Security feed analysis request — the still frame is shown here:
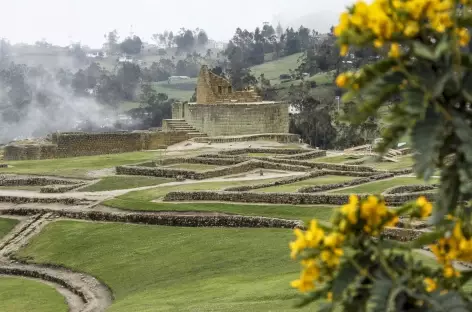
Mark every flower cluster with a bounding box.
[336,194,399,236]
[430,220,472,278]
[290,220,345,293]
[335,0,470,55]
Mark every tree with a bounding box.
[105,30,119,53]
[120,36,143,55]
[288,1,472,311]
[197,30,209,46]
[276,22,284,39]
[116,63,141,100]
[174,29,195,52]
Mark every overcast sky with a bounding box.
[1,0,354,48]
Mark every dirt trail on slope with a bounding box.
[0,213,113,312]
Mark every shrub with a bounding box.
[286,1,472,311]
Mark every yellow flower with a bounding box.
[340,44,349,56]
[305,220,325,248]
[324,232,345,249]
[416,196,432,218]
[321,250,342,267]
[444,265,460,278]
[403,21,419,37]
[291,260,320,292]
[327,292,333,302]
[289,228,307,259]
[457,28,470,47]
[336,73,348,88]
[360,195,388,234]
[423,278,437,292]
[373,39,383,48]
[389,43,401,58]
[341,194,359,225]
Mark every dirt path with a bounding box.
[0,213,113,312]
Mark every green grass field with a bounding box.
[251,53,303,82]
[152,79,196,102]
[16,221,317,312]
[367,156,414,170]
[163,163,219,172]
[0,151,161,178]
[257,176,356,193]
[80,176,174,192]
[0,218,19,239]
[0,277,68,312]
[331,177,438,194]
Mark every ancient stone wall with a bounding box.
[176,102,290,136]
[4,131,190,160]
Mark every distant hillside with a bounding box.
[273,10,339,34]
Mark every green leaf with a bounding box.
[430,290,469,312]
[317,303,334,312]
[365,277,393,312]
[407,231,443,248]
[332,261,358,299]
[461,71,472,101]
[432,71,452,98]
[451,112,472,164]
[412,42,436,61]
[403,88,426,115]
[434,36,450,60]
[459,269,472,285]
[433,164,461,224]
[411,106,443,180]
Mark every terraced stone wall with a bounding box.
[174,102,290,136]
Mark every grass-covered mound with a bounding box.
[0,277,68,312]
[0,218,19,238]
[17,221,316,312]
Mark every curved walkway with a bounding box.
[0,214,113,312]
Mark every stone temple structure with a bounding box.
[164,66,290,137]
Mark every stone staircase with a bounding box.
[164,119,207,139]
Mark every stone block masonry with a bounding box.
[172,102,290,137]
[4,131,191,160]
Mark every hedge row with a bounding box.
[219,148,309,156]
[383,184,438,195]
[0,176,80,187]
[224,170,379,192]
[0,195,87,205]
[116,159,311,180]
[40,183,86,193]
[257,157,377,172]
[163,191,436,206]
[0,208,303,229]
[298,173,394,193]
[277,150,327,160]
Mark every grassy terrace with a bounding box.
[331,177,438,194]
[16,221,315,312]
[256,176,356,193]
[367,156,414,170]
[0,277,68,312]
[0,151,163,178]
[0,218,19,238]
[80,176,174,192]
[309,155,357,164]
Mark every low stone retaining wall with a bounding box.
[116,159,311,180]
[193,133,300,144]
[220,148,311,156]
[163,191,436,206]
[0,196,88,205]
[0,175,81,187]
[383,184,438,195]
[257,157,377,172]
[40,184,86,194]
[156,157,244,166]
[0,164,7,168]
[298,173,394,193]
[0,208,303,229]
[224,170,379,192]
[278,150,327,160]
